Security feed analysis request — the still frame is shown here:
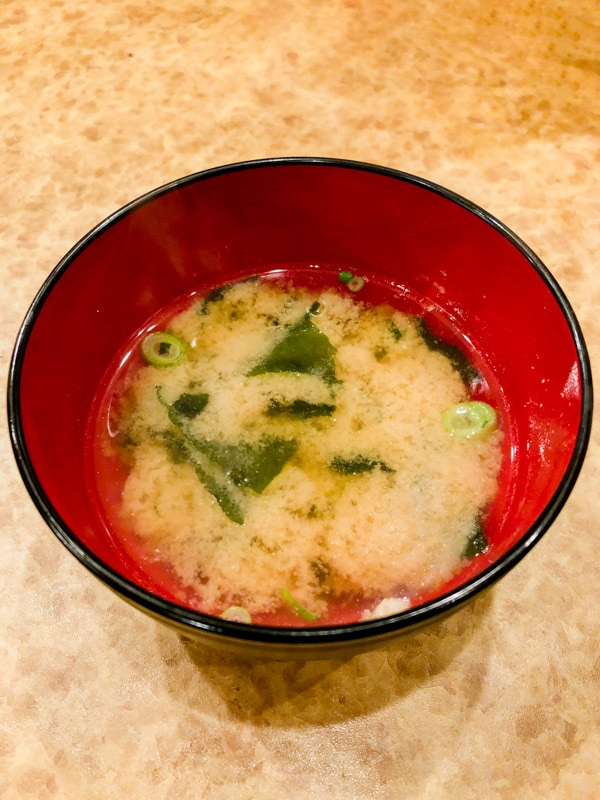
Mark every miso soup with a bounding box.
[88,274,503,626]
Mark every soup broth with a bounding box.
[89,274,503,626]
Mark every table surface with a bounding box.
[2,2,599,798]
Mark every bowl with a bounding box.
[7,157,593,660]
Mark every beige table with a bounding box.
[2,1,599,797]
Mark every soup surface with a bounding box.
[90,275,502,625]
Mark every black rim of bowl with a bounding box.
[6,157,594,647]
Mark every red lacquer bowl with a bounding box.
[7,158,593,659]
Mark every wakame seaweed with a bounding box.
[167,392,209,425]
[265,399,336,419]
[311,558,332,584]
[199,276,259,315]
[389,321,403,341]
[199,285,229,314]
[329,455,394,475]
[157,393,297,523]
[194,436,299,494]
[462,521,488,558]
[247,310,338,383]
[160,425,248,524]
[157,429,189,464]
[416,318,480,385]
[193,463,246,525]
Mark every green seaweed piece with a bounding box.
[157,429,189,464]
[160,391,297,494]
[156,389,297,522]
[157,427,246,523]
[168,392,209,425]
[247,311,338,383]
[311,558,332,585]
[416,318,480,385]
[389,321,403,341]
[195,436,299,494]
[463,521,489,558]
[198,283,231,314]
[329,455,394,475]
[199,277,259,315]
[193,463,246,525]
[279,588,321,621]
[265,399,336,419]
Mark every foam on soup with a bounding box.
[88,274,503,626]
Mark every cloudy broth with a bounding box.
[86,268,506,627]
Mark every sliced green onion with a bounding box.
[280,588,320,621]
[141,332,186,367]
[338,269,366,291]
[443,401,498,439]
[220,606,252,623]
[347,276,365,292]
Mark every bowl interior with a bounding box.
[11,160,590,629]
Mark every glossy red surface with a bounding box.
[11,160,590,646]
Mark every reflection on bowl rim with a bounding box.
[6,157,594,651]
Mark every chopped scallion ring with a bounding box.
[141,332,186,367]
[338,271,365,292]
[443,401,498,439]
[347,275,365,292]
[220,606,252,623]
[280,588,321,621]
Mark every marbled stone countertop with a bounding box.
[1,1,599,798]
